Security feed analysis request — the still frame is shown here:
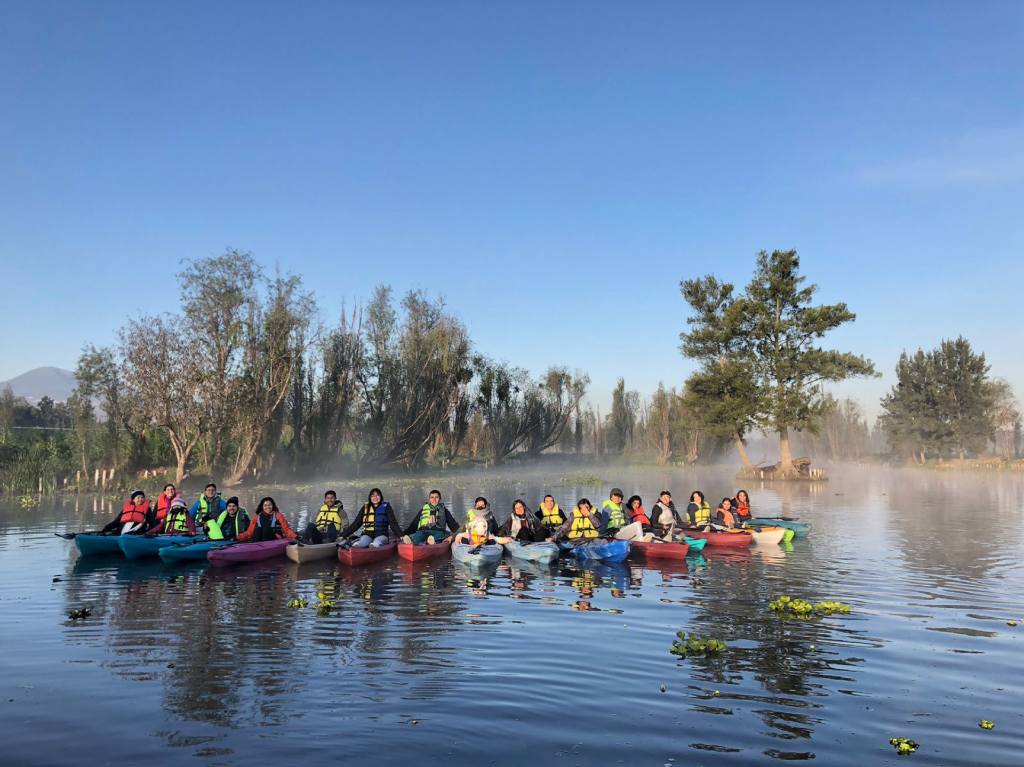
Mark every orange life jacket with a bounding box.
[119,500,149,525]
[735,500,750,519]
[718,507,736,527]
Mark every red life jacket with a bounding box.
[630,505,652,526]
[735,499,750,519]
[154,494,175,522]
[119,500,149,525]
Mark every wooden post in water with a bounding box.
[93,468,99,487]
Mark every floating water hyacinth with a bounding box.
[287,597,308,609]
[315,591,334,616]
[979,720,994,730]
[670,631,727,658]
[889,737,918,755]
[769,594,851,618]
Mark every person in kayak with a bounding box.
[302,490,348,543]
[733,489,752,525]
[215,497,250,540]
[685,491,712,529]
[547,499,602,543]
[454,497,499,545]
[626,495,654,539]
[147,483,177,531]
[190,483,227,524]
[603,488,645,540]
[535,494,567,536]
[403,489,460,545]
[649,490,684,540]
[339,488,404,547]
[714,497,739,529]
[237,496,298,542]
[498,499,545,542]
[145,496,195,536]
[102,489,152,534]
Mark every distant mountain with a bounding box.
[0,367,77,403]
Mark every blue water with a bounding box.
[0,466,1021,765]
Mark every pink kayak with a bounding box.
[338,540,397,566]
[207,538,292,566]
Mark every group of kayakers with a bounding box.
[102,484,756,548]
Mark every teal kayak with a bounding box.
[683,536,707,552]
[159,539,230,562]
[119,534,195,560]
[74,533,123,556]
[568,539,630,564]
[748,518,811,536]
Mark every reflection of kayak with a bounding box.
[748,518,811,536]
[119,534,195,559]
[747,526,787,546]
[452,543,503,565]
[569,539,630,564]
[631,539,690,560]
[74,533,123,556]
[159,539,231,562]
[503,541,559,563]
[337,540,397,566]
[398,539,451,562]
[208,538,291,566]
[684,529,753,548]
[285,541,337,563]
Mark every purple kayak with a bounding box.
[207,538,292,567]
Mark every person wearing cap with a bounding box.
[215,497,250,540]
[189,483,227,524]
[649,490,684,540]
[602,488,645,540]
[102,489,152,534]
[303,490,348,543]
[145,496,196,536]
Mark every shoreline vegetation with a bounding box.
[2,249,1020,496]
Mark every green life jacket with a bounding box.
[166,508,191,533]
[418,503,446,530]
[217,509,250,538]
[196,494,222,523]
[602,499,627,529]
[204,517,224,540]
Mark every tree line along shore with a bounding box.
[2,249,1019,495]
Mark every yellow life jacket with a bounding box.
[315,503,345,530]
[204,516,224,540]
[418,503,445,530]
[569,508,598,540]
[539,502,565,528]
[691,502,711,526]
[362,502,389,536]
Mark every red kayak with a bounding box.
[398,539,451,562]
[208,538,292,566]
[685,529,753,548]
[337,540,397,566]
[631,539,690,560]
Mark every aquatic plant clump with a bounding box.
[287,597,308,609]
[889,737,919,755]
[769,594,851,618]
[670,631,727,658]
[979,720,994,730]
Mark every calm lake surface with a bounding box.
[1,466,1022,766]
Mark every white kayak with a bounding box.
[503,540,559,563]
[747,526,787,546]
[451,543,503,565]
[285,540,338,563]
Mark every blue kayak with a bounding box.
[568,539,630,564]
[158,539,231,562]
[74,533,123,556]
[119,534,196,560]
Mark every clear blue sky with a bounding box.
[2,1,1022,417]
